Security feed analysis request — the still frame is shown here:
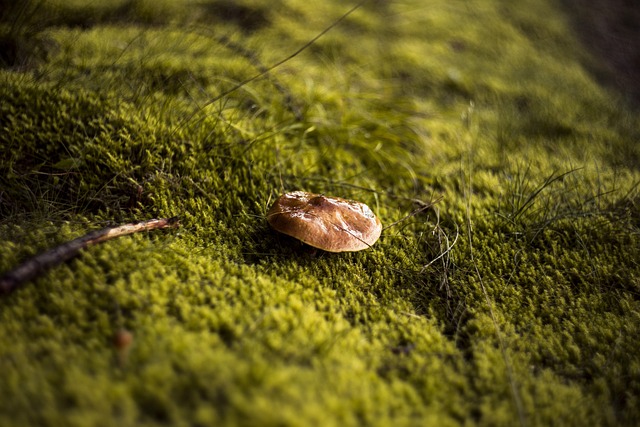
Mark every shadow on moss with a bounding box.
[0,0,272,69]
[560,0,640,106]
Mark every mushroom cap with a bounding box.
[267,191,382,252]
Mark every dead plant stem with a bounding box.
[0,217,180,295]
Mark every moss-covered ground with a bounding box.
[1,0,639,425]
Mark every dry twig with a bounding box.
[0,217,180,295]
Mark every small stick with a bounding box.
[0,217,180,295]
[113,328,134,368]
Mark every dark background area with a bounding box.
[562,0,640,106]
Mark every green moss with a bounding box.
[1,0,640,425]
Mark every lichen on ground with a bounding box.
[1,0,639,426]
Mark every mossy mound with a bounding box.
[1,0,639,426]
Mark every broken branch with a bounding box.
[0,217,180,295]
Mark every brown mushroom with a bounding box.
[267,191,382,252]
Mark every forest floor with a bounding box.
[1,1,639,426]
